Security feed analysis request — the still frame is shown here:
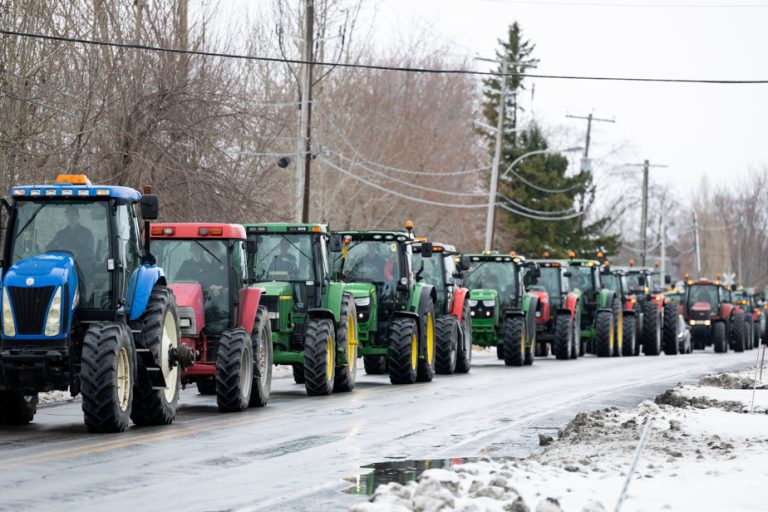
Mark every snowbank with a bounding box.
[351,366,768,512]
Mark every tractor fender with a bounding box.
[624,296,636,312]
[528,289,550,323]
[720,303,734,319]
[238,287,263,334]
[393,310,419,322]
[564,293,580,318]
[322,282,348,323]
[308,307,336,324]
[450,287,469,321]
[598,289,615,309]
[409,282,436,314]
[523,294,539,342]
[127,265,166,321]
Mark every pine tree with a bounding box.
[482,23,619,258]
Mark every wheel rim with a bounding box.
[426,313,434,363]
[617,310,623,350]
[347,313,357,372]
[257,330,269,387]
[240,343,253,399]
[161,311,179,403]
[609,314,614,350]
[116,346,131,412]
[410,333,418,370]
[521,327,525,356]
[326,335,334,381]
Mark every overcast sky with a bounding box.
[219,0,768,204]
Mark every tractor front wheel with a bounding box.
[595,310,614,358]
[622,314,637,357]
[713,321,727,353]
[292,365,306,384]
[502,316,525,367]
[304,319,336,396]
[81,322,134,433]
[416,301,437,383]
[554,314,572,360]
[662,302,679,355]
[197,379,216,395]
[435,315,458,374]
[642,302,661,356]
[334,295,358,393]
[363,356,387,375]
[0,391,38,425]
[732,312,746,352]
[388,318,419,384]
[249,306,273,407]
[216,328,253,412]
[454,300,472,374]
[611,299,623,357]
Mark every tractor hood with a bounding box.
[691,302,712,312]
[4,252,78,298]
[469,288,498,302]
[168,282,205,336]
[528,289,549,304]
[341,282,376,299]
[257,280,294,298]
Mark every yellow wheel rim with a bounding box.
[347,313,357,372]
[326,335,334,380]
[609,316,615,350]
[617,310,623,351]
[426,313,434,363]
[521,329,525,356]
[411,334,418,370]
[116,346,131,412]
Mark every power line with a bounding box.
[497,193,581,216]
[3,29,768,84]
[497,202,585,221]
[502,163,583,193]
[473,0,768,7]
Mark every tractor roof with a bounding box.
[688,279,721,286]
[566,259,600,267]
[465,253,526,264]
[11,174,141,201]
[530,259,564,268]
[244,223,328,234]
[412,241,457,255]
[337,230,411,241]
[151,223,246,240]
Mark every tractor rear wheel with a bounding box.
[249,306,273,407]
[216,328,253,412]
[641,302,661,356]
[611,298,623,357]
[572,309,582,359]
[304,319,336,396]
[363,356,387,375]
[554,314,572,360]
[435,316,458,374]
[662,302,679,355]
[388,318,419,384]
[292,365,306,384]
[753,320,760,349]
[622,314,637,357]
[595,310,614,357]
[0,391,38,425]
[496,345,504,360]
[745,317,754,350]
[732,312,746,352]
[197,380,216,395]
[524,333,535,366]
[502,316,525,367]
[130,285,181,426]
[713,321,727,353]
[416,301,436,382]
[334,295,358,392]
[81,322,134,433]
[454,300,472,374]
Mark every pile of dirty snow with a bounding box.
[351,366,768,512]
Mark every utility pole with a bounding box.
[660,208,666,284]
[737,224,743,283]
[627,160,667,266]
[693,211,702,273]
[298,0,314,223]
[565,113,614,171]
[484,60,508,252]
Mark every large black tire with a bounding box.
[435,315,458,375]
[572,308,582,359]
[496,345,504,360]
[454,299,472,374]
[388,318,419,384]
[502,316,525,367]
[416,300,437,382]
[595,310,614,357]
[611,298,623,357]
[535,342,549,358]
[753,320,760,350]
[524,332,535,366]
[641,302,661,356]
[303,318,335,395]
[732,312,745,352]
[663,302,680,355]
[249,306,273,407]
[292,365,306,384]
[0,391,38,425]
[334,294,358,392]
[622,313,637,357]
[713,321,727,353]
[633,303,644,356]
[81,322,134,433]
[216,328,253,413]
[130,285,181,426]
[197,379,216,395]
[363,356,387,375]
[553,314,572,360]
[745,318,754,351]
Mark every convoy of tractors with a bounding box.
[0,175,762,432]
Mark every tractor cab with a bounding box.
[525,259,567,308]
[411,241,469,314]
[565,259,602,310]
[464,253,526,313]
[684,279,724,323]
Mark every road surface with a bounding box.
[0,348,758,511]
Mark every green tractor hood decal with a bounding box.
[469,288,498,302]
[257,281,294,297]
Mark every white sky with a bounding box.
[218,0,768,204]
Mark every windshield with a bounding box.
[465,261,517,304]
[601,274,621,294]
[687,284,719,309]
[413,251,446,309]
[249,234,315,282]
[626,273,656,291]
[568,265,594,295]
[153,239,230,334]
[524,266,562,305]
[10,200,109,308]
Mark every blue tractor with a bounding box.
[0,175,194,432]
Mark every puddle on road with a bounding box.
[344,458,474,495]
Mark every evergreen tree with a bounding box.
[482,23,619,258]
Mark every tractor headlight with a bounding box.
[45,287,63,337]
[482,300,495,307]
[72,287,79,310]
[535,311,542,318]
[2,288,16,337]
[354,297,371,307]
[468,300,478,307]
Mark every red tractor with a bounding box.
[683,278,745,352]
[151,223,273,412]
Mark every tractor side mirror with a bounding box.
[140,194,159,220]
[329,234,343,253]
[246,238,258,254]
[455,255,471,271]
[563,271,572,278]
[664,274,672,285]
[421,242,433,257]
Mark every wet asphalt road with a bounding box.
[0,347,758,512]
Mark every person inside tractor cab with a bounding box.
[176,242,228,329]
[270,237,299,277]
[47,206,94,264]
[689,285,718,310]
[345,241,399,296]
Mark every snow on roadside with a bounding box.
[350,366,768,512]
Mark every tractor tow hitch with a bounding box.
[169,345,197,371]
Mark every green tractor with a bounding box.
[244,223,358,396]
[463,252,539,366]
[565,254,622,357]
[333,222,437,385]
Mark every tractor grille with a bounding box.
[292,322,307,350]
[8,286,55,335]
[260,296,280,332]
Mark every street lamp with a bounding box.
[484,146,583,251]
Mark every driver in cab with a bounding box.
[47,206,94,263]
